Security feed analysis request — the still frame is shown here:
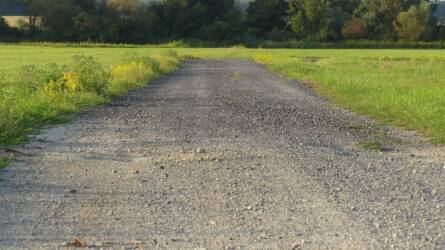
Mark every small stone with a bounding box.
[113,169,118,174]
[246,205,253,210]
[196,148,206,154]
[291,244,300,250]
[69,189,77,194]
[132,170,140,174]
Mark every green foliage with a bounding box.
[0,48,180,147]
[358,140,384,151]
[0,157,9,170]
[3,0,445,43]
[18,63,66,92]
[250,49,445,144]
[342,18,368,39]
[394,2,434,41]
[246,0,288,35]
[289,0,353,40]
[70,55,109,94]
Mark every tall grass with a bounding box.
[0,52,180,147]
[249,51,445,144]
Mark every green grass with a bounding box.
[0,45,444,146]
[0,157,9,170]
[0,46,181,147]
[358,140,384,152]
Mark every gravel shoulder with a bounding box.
[0,59,444,249]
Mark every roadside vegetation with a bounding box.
[0,48,180,147]
[246,49,445,144]
[0,45,444,151]
[0,157,8,170]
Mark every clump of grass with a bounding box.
[233,71,242,81]
[358,140,384,152]
[0,156,9,170]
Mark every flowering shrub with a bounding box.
[111,61,155,86]
[44,72,81,96]
[107,60,157,97]
[70,55,109,94]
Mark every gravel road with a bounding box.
[0,59,444,249]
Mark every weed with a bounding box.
[358,140,384,152]
[233,71,242,81]
[70,55,109,94]
[0,156,9,170]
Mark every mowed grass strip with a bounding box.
[0,45,444,144]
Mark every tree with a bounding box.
[394,2,434,41]
[246,0,288,36]
[72,12,102,41]
[342,18,368,39]
[42,0,81,38]
[357,0,421,39]
[154,0,238,39]
[107,0,141,17]
[289,0,353,40]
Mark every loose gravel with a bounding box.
[0,59,444,249]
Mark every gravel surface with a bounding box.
[0,59,444,249]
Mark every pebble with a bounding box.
[196,148,206,154]
[69,189,77,194]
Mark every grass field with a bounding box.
[0,45,444,147]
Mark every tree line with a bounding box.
[0,0,444,43]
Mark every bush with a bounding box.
[44,72,81,96]
[394,2,434,41]
[19,63,66,92]
[265,29,293,41]
[69,55,109,94]
[203,21,232,41]
[108,61,155,96]
[342,18,368,40]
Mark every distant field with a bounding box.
[0,45,444,145]
[2,16,32,28]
